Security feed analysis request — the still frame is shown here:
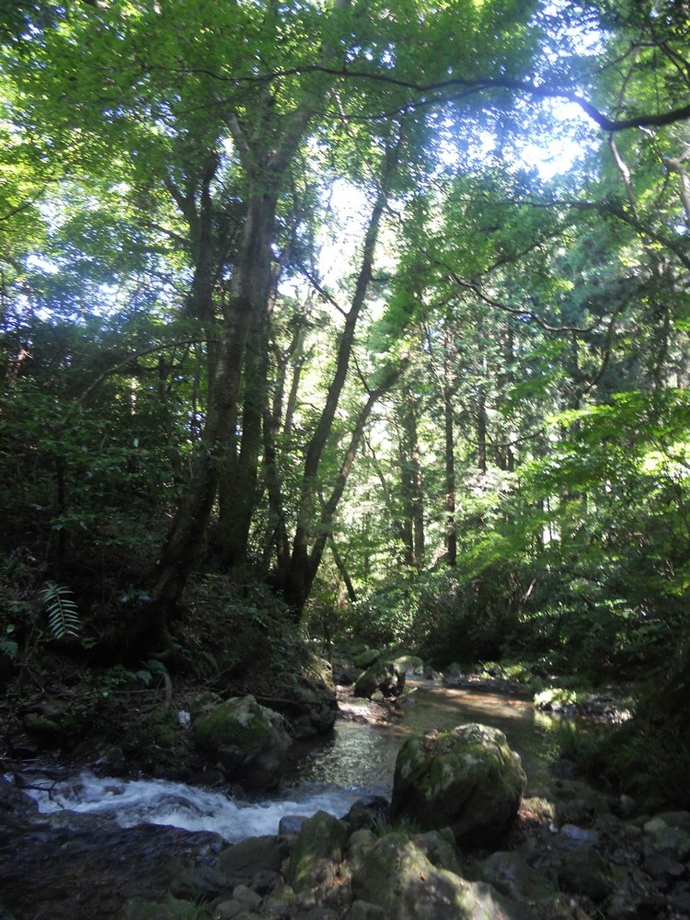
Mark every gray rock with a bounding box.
[557,847,613,904]
[390,723,526,848]
[231,884,262,910]
[643,814,690,860]
[481,850,557,902]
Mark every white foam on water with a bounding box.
[17,770,371,842]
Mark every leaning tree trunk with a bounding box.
[273,141,401,613]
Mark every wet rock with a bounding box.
[343,795,390,832]
[278,814,308,835]
[193,695,291,791]
[390,723,526,849]
[278,676,338,740]
[354,660,405,699]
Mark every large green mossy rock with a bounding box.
[350,832,532,919]
[390,723,526,849]
[192,694,290,790]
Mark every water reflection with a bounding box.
[285,685,567,798]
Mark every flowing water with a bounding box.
[17,682,566,842]
[1,682,573,919]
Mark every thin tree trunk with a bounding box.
[443,326,457,567]
[284,364,404,612]
[218,312,269,568]
[275,138,402,612]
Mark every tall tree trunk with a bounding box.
[398,389,424,570]
[443,325,457,567]
[273,136,402,613]
[148,190,277,644]
[218,312,269,568]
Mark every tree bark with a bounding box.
[149,189,277,637]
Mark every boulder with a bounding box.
[284,676,338,739]
[349,831,532,919]
[354,660,405,699]
[390,723,526,849]
[286,810,348,894]
[217,835,290,878]
[192,695,291,790]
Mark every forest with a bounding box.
[1,0,690,811]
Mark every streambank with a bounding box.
[2,764,690,919]
[2,675,689,920]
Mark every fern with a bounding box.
[40,582,80,639]
[0,626,18,660]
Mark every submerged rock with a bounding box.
[390,722,526,849]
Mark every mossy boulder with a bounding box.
[192,694,290,790]
[349,831,526,919]
[353,648,381,669]
[354,660,405,699]
[390,723,526,849]
[287,809,349,894]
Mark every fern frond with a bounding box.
[39,582,80,639]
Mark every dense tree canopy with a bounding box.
[1,0,689,706]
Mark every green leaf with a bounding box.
[39,582,80,639]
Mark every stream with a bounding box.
[0,683,570,919]
[14,684,565,842]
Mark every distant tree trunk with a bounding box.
[443,326,457,567]
[329,538,357,603]
[398,389,424,570]
[477,373,488,473]
[281,365,404,614]
[444,382,457,567]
